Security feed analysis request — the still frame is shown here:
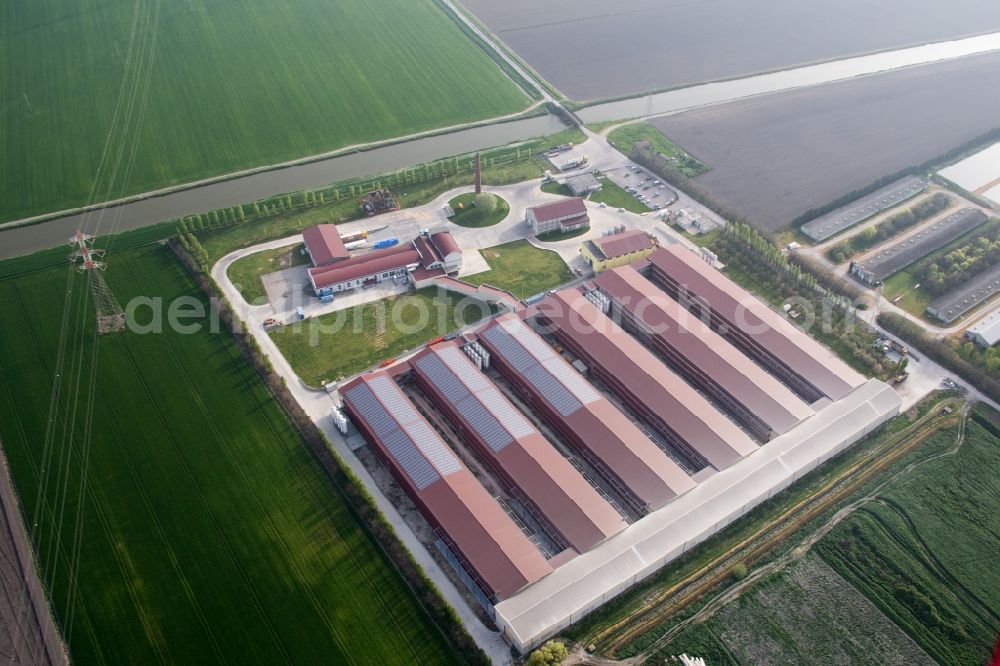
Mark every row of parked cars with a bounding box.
[623,168,668,210]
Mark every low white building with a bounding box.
[966,307,1000,347]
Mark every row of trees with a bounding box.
[878,312,1000,404]
[914,219,1000,296]
[176,221,210,270]
[165,134,555,238]
[827,192,951,263]
[717,224,899,380]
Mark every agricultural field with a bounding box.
[463,240,573,297]
[3,0,531,223]
[227,242,309,304]
[459,0,1000,101]
[0,246,459,664]
[651,50,1000,232]
[817,414,1000,665]
[651,555,934,665]
[270,288,489,386]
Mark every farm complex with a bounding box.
[8,2,1000,663]
[333,245,898,652]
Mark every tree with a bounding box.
[527,640,568,666]
[474,192,497,212]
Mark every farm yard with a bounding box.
[458,0,1000,101]
[2,0,531,223]
[650,50,1000,232]
[227,242,309,304]
[0,247,460,664]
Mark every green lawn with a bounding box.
[3,0,530,222]
[464,240,573,297]
[0,246,459,664]
[588,179,649,213]
[607,122,710,177]
[271,288,489,385]
[447,192,509,228]
[227,242,309,304]
[882,271,934,318]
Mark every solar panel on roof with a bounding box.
[454,397,513,452]
[486,320,599,414]
[344,384,397,437]
[347,376,462,486]
[416,353,470,404]
[379,428,440,490]
[404,419,462,475]
[524,363,581,416]
[477,386,535,438]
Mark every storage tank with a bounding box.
[344,239,368,251]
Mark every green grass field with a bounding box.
[270,288,489,386]
[3,0,529,223]
[227,242,308,304]
[464,240,573,297]
[882,271,934,317]
[0,246,459,664]
[447,192,509,228]
[816,416,1000,665]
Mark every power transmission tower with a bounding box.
[68,232,125,334]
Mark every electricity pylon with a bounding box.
[68,232,125,334]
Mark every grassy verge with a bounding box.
[464,240,573,297]
[536,227,591,242]
[0,245,459,664]
[227,242,309,304]
[607,122,710,177]
[588,179,649,213]
[447,192,509,228]
[568,393,964,661]
[541,181,573,196]
[270,288,489,385]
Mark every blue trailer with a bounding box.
[373,238,399,250]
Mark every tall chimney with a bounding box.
[474,152,482,194]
